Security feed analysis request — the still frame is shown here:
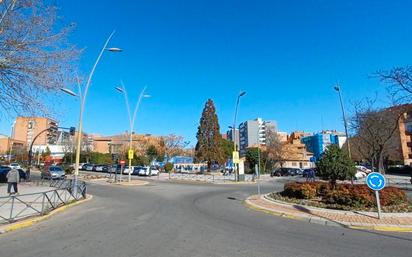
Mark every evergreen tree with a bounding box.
[195,99,224,171]
[316,144,356,188]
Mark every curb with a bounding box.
[244,195,412,233]
[115,181,149,186]
[0,195,93,235]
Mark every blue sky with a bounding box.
[2,0,412,146]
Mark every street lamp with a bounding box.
[61,30,121,192]
[334,84,351,159]
[232,90,246,181]
[115,82,150,182]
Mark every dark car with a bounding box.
[271,168,290,177]
[0,166,11,183]
[0,166,27,183]
[302,168,316,177]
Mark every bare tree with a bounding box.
[376,66,412,104]
[349,99,408,173]
[160,134,187,161]
[0,0,79,116]
[264,130,285,171]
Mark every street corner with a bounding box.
[244,194,412,233]
[0,194,93,235]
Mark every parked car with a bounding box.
[41,166,66,180]
[122,166,135,174]
[138,166,159,176]
[95,165,109,172]
[271,168,289,177]
[9,162,21,169]
[302,168,316,177]
[132,166,144,175]
[0,166,27,182]
[83,164,95,171]
[0,166,11,183]
[354,171,367,180]
[110,164,122,174]
[355,165,372,174]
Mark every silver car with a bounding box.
[41,166,66,180]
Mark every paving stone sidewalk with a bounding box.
[246,194,412,230]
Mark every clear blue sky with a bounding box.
[2,0,412,146]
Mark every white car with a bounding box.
[355,165,372,174]
[354,171,367,180]
[138,167,159,176]
[122,166,135,174]
[9,163,21,169]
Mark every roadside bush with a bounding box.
[380,187,408,206]
[283,182,317,199]
[281,182,409,209]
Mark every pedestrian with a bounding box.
[6,168,20,195]
[308,169,315,182]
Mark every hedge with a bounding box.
[281,182,408,208]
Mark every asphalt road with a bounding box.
[1,179,412,257]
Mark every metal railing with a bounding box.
[0,179,87,224]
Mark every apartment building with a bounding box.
[301,130,346,161]
[239,118,277,156]
[12,117,58,147]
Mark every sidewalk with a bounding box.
[245,194,412,232]
[0,183,55,224]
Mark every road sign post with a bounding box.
[366,172,386,219]
[119,160,126,182]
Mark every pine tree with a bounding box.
[195,99,225,172]
[316,144,356,189]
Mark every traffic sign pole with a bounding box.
[375,190,382,219]
[366,172,386,219]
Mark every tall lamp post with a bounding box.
[334,84,351,159]
[115,83,151,182]
[61,31,121,190]
[232,91,246,181]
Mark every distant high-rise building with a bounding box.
[226,128,240,148]
[238,118,277,156]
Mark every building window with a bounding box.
[292,162,297,166]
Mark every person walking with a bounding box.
[6,168,20,195]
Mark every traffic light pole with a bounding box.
[27,126,76,180]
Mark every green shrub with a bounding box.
[164,162,174,173]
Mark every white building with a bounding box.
[238,118,277,156]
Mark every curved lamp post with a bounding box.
[334,84,351,159]
[61,31,121,190]
[232,91,246,181]
[115,83,150,182]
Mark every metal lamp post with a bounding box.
[232,91,246,182]
[115,83,150,182]
[334,84,351,159]
[61,31,121,191]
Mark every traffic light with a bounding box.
[69,127,76,136]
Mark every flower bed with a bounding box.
[269,182,412,212]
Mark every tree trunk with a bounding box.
[378,150,385,174]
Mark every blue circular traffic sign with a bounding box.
[366,172,386,191]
